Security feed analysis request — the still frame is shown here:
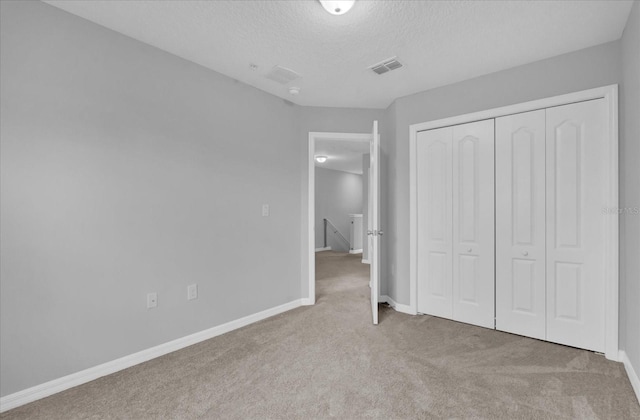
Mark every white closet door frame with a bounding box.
[409,85,619,361]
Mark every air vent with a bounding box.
[369,57,404,75]
[265,65,301,85]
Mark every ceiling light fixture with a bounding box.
[315,156,328,163]
[319,0,355,16]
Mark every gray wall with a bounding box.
[620,0,640,384]
[0,1,302,396]
[298,107,385,299]
[314,168,363,252]
[383,40,622,305]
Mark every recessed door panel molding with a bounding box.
[512,128,535,245]
[452,120,494,329]
[427,141,448,242]
[427,252,447,298]
[546,99,606,352]
[554,121,582,249]
[553,262,582,321]
[512,259,536,313]
[458,255,479,304]
[496,109,546,340]
[458,136,479,243]
[417,127,453,318]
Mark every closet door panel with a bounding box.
[546,99,606,352]
[416,127,453,318]
[495,110,546,339]
[452,120,494,328]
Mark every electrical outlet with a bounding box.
[262,204,269,217]
[187,284,198,301]
[147,292,157,309]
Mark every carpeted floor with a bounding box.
[3,250,639,419]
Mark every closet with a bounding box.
[415,97,609,353]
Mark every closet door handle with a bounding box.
[523,251,529,256]
[467,248,472,253]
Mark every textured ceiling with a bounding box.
[44,0,633,109]
[315,139,369,175]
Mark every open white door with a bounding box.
[369,121,380,325]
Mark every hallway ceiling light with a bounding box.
[315,156,328,163]
[319,1,355,16]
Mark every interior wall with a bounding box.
[314,168,363,252]
[0,1,302,397]
[620,0,640,382]
[298,107,385,299]
[383,40,622,307]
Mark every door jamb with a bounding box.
[306,132,373,306]
[409,85,619,360]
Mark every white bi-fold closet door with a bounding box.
[416,119,495,329]
[417,98,608,352]
[496,99,607,352]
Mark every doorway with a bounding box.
[307,124,381,324]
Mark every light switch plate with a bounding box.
[187,284,198,301]
[262,204,269,217]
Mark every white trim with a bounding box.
[620,351,640,405]
[380,295,417,315]
[349,249,363,254]
[604,86,619,361]
[409,85,619,359]
[0,299,303,413]
[315,246,332,252]
[308,131,373,306]
[361,259,370,264]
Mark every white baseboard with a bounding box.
[349,249,363,254]
[361,259,370,264]
[380,295,417,315]
[315,247,332,252]
[300,297,313,306]
[0,299,303,413]
[620,350,640,405]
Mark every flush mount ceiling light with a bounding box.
[315,156,328,163]
[319,0,355,15]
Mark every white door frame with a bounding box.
[409,84,619,360]
[307,131,373,305]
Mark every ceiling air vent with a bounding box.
[265,65,301,85]
[370,57,404,75]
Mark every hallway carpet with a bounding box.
[3,251,639,419]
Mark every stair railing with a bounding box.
[323,218,351,250]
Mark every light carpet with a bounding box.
[2,251,639,419]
